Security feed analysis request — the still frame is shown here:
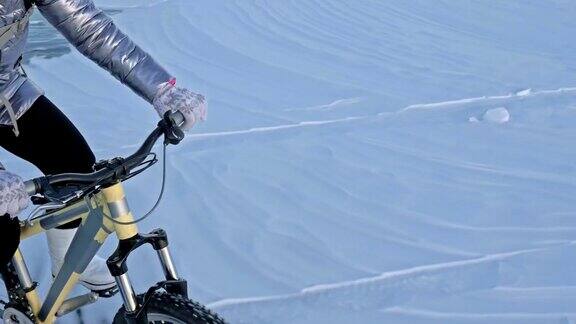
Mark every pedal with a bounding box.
[56,292,98,317]
[94,285,119,298]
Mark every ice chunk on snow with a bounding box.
[468,116,479,123]
[516,88,532,96]
[483,107,510,124]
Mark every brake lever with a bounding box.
[161,111,185,145]
[164,127,184,145]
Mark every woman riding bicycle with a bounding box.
[0,0,206,293]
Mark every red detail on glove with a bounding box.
[168,78,177,86]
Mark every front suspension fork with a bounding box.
[107,229,185,313]
[101,183,186,320]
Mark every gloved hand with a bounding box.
[0,170,29,216]
[153,79,207,131]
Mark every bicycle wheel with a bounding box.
[113,292,227,324]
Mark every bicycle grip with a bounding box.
[168,110,185,128]
[24,179,39,196]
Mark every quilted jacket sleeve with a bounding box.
[35,0,172,103]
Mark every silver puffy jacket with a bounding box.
[0,0,171,134]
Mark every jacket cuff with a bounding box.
[125,55,173,103]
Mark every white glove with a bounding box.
[0,170,29,216]
[153,79,207,131]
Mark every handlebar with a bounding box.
[24,111,185,196]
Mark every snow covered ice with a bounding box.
[2,0,576,323]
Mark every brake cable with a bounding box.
[92,142,169,225]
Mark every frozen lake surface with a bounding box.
[2,0,576,323]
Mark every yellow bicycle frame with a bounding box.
[13,182,143,323]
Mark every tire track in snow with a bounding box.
[209,243,573,323]
[381,306,576,321]
[398,87,576,114]
[189,115,368,140]
[188,86,576,142]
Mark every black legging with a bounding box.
[0,96,95,228]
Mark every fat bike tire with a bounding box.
[113,291,227,324]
